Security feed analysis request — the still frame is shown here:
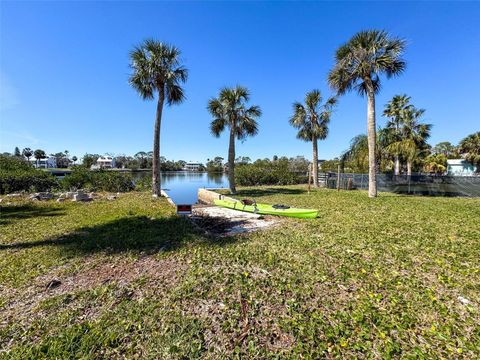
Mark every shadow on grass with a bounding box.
[233,187,307,198]
[0,204,65,226]
[0,215,237,254]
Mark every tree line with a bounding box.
[2,148,78,168]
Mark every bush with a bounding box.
[0,169,59,194]
[235,159,307,186]
[134,175,152,191]
[61,168,135,192]
[0,154,59,194]
[0,154,32,171]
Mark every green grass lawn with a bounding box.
[1,187,479,358]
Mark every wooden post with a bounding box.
[337,165,341,191]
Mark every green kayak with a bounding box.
[214,199,319,219]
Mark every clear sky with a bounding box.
[1,1,479,163]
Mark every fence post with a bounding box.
[337,165,341,191]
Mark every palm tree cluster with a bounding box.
[129,31,474,199]
[381,95,432,175]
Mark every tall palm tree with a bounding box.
[289,90,336,187]
[383,95,413,175]
[458,131,480,172]
[385,107,432,175]
[207,86,261,193]
[129,39,188,197]
[328,30,406,197]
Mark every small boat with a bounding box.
[214,199,319,219]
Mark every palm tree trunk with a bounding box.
[152,87,164,197]
[394,157,400,175]
[228,128,236,193]
[366,86,377,198]
[312,136,319,187]
[407,161,412,176]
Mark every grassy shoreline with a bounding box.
[1,187,479,358]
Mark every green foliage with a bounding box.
[129,39,188,104]
[459,131,480,169]
[1,188,479,358]
[61,168,135,192]
[235,158,307,186]
[133,174,152,191]
[423,153,448,174]
[33,149,46,162]
[0,170,59,194]
[0,155,58,194]
[82,154,100,168]
[289,90,336,142]
[0,154,32,171]
[328,30,406,96]
[206,157,224,172]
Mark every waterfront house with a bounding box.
[184,162,202,171]
[29,157,57,169]
[93,156,116,169]
[447,159,478,176]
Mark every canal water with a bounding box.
[134,172,229,204]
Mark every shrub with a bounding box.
[60,168,135,192]
[0,154,32,171]
[0,169,59,194]
[0,154,59,194]
[134,174,152,191]
[235,159,307,186]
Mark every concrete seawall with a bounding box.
[197,188,237,205]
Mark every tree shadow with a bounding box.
[233,187,307,198]
[0,215,238,255]
[0,204,65,226]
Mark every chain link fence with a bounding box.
[321,172,480,197]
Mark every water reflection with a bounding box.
[133,171,228,204]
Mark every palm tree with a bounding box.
[33,149,46,168]
[385,107,432,175]
[129,39,188,197]
[289,90,336,187]
[207,86,261,193]
[22,148,33,163]
[458,132,480,172]
[341,134,369,173]
[383,95,413,175]
[328,30,406,197]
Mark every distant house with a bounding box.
[184,162,202,171]
[93,156,116,169]
[29,157,57,169]
[447,159,477,176]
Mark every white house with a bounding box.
[93,156,116,169]
[29,157,57,169]
[184,162,202,171]
[447,159,477,176]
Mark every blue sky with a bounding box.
[1,1,479,163]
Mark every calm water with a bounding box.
[134,171,229,204]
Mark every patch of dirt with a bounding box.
[0,255,189,334]
[190,206,279,236]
